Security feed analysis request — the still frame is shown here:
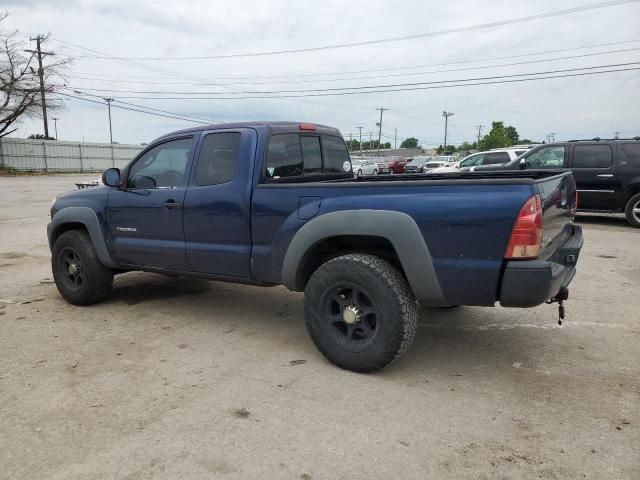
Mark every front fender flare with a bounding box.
[47,206,118,268]
[281,209,447,306]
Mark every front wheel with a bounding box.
[304,254,418,372]
[52,230,114,305]
[625,193,640,228]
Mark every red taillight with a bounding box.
[298,123,316,131]
[505,194,543,259]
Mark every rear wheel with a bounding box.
[304,254,418,372]
[624,193,640,228]
[52,230,114,305]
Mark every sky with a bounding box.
[2,0,639,147]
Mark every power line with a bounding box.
[94,66,635,100]
[64,62,640,97]
[67,89,219,123]
[49,37,377,112]
[64,46,640,86]
[65,1,640,60]
[56,92,213,125]
[61,38,640,81]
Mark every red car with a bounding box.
[376,157,407,174]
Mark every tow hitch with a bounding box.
[546,288,569,325]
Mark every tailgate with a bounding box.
[536,171,578,260]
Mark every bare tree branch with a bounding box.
[0,12,72,138]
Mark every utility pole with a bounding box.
[442,111,454,153]
[476,124,484,148]
[549,132,556,143]
[394,128,398,150]
[104,98,114,143]
[369,131,373,153]
[25,35,55,139]
[614,131,620,139]
[376,107,388,152]
[357,126,363,154]
[52,117,59,140]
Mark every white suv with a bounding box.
[429,146,538,173]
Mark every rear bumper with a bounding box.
[499,225,583,307]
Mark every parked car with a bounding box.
[404,156,432,173]
[377,157,408,174]
[472,138,640,227]
[351,157,378,176]
[425,155,456,170]
[430,146,537,173]
[48,121,582,372]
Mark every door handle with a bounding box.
[597,174,614,178]
[163,200,182,209]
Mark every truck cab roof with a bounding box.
[157,121,342,141]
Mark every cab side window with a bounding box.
[128,138,193,189]
[194,133,241,186]
[525,146,565,168]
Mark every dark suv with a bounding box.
[479,138,640,227]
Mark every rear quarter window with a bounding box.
[621,143,640,164]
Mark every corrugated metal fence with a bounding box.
[0,138,144,172]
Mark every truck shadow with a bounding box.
[99,273,561,376]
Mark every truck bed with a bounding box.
[252,170,576,307]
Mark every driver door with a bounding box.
[106,136,195,270]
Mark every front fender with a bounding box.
[281,209,447,306]
[47,206,118,268]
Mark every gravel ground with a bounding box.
[1,174,638,480]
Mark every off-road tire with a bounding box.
[624,193,640,228]
[52,230,114,305]
[304,253,418,372]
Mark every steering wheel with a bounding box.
[158,170,183,187]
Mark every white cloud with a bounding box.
[4,0,640,145]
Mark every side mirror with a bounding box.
[519,158,526,170]
[102,168,121,187]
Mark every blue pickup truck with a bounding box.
[48,122,582,372]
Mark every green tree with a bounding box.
[504,126,519,145]
[347,139,360,151]
[400,137,418,148]
[479,121,513,150]
[458,141,474,151]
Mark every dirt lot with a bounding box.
[1,174,638,479]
